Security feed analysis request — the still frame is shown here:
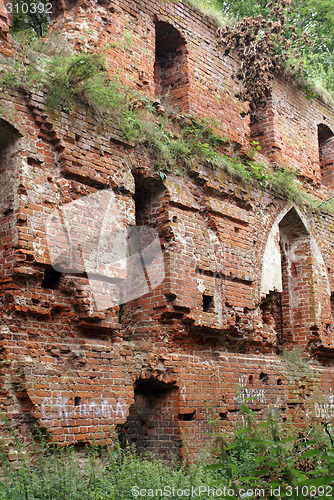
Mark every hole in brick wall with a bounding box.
[134,177,166,227]
[277,378,282,385]
[248,375,253,385]
[178,411,196,421]
[155,21,189,111]
[116,424,126,448]
[119,378,182,462]
[259,372,269,384]
[260,290,282,343]
[202,294,214,313]
[74,396,81,406]
[318,124,334,187]
[41,267,62,289]
[165,293,177,302]
[73,441,90,450]
[118,302,124,323]
[219,412,228,420]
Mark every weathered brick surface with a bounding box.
[0,0,334,461]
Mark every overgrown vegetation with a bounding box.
[281,345,319,375]
[185,0,234,26]
[199,0,334,103]
[1,4,332,212]
[216,0,314,110]
[1,404,333,499]
[208,404,334,499]
[0,442,213,499]
[0,35,330,211]
[8,0,334,102]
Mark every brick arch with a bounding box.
[135,368,179,387]
[260,206,331,349]
[154,19,190,111]
[0,113,44,160]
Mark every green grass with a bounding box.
[0,442,221,500]
[184,0,235,27]
[0,34,332,213]
[0,408,333,499]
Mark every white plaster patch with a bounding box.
[260,222,282,295]
[214,289,223,327]
[197,278,205,293]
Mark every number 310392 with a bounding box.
[5,3,53,15]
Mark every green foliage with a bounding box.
[208,405,334,499]
[0,437,219,499]
[0,409,333,499]
[0,37,329,211]
[44,53,107,110]
[219,145,314,207]
[280,346,319,380]
[184,0,234,26]
[216,0,334,99]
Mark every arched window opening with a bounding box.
[261,207,326,349]
[279,208,314,346]
[154,21,189,111]
[318,124,334,186]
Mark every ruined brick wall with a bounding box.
[1,0,334,461]
[251,77,334,186]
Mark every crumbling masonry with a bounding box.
[0,0,334,461]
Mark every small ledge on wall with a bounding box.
[78,318,122,337]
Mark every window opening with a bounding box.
[279,208,314,346]
[202,294,214,313]
[318,124,334,186]
[154,21,189,111]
